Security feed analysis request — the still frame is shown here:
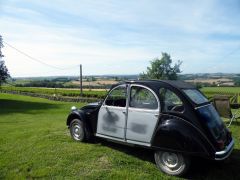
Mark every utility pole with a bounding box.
[80,64,83,96]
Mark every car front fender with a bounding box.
[66,110,94,139]
[66,110,86,127]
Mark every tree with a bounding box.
[0,35,10,86]
[140,52,182,80]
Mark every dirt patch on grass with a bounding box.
[96,155,111,169]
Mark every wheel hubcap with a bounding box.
[74,127,79,134]
[71,123,84,140]
[162,153,178,168]
[157,152,184,173]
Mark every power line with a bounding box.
[3,41,65,70]
[221,45,240,59]
[14,65,78,77]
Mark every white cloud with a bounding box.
[1,0,240,77]
[1,17,154,76]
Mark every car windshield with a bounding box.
[183,89,208,104]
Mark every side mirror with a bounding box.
[98,100,103,105]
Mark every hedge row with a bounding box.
[1,86,107,99]
[0,90,100,103]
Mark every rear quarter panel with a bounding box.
[151,115,216,158]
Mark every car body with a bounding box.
[66,80,234,176]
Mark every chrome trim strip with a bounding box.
[195,103,211,110]
[215,139,234,155]
[124,84,130,141]
[215,139,234,160]
[96,133,125,142]
[126,140,151,147]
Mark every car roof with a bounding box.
[111,80,195,90]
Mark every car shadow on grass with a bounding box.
[188,149,240,180]
[0,99,60,115]
[96,139,240,179]
[97,139,155,163]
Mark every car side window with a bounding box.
[159,88,184,113]
[130,86,158,109]
[105,86,127,107]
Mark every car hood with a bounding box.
[80,102,101,110]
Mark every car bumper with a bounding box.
[215,139,234,160]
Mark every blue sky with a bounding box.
[0,0,240,77]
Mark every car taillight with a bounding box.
[217,140,225,150]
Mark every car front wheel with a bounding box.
[154,151,190,176]
[70,119,86,142]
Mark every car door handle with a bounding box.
[122,111,126,114]
[154,114,159,117]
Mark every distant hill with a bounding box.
[8,73,240,88]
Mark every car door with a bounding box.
[126,85,160,143]
[96,85,127,139]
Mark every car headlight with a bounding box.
[71,106,77,111]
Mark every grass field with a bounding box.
[201,87,240,94]
[1,93,240,179]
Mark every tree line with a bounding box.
[0,35,10,86]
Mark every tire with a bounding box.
[70,119,87,142]
[154,151,190,176]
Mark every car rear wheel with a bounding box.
[70,119,86,142]
[154,151,190,176]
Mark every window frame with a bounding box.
[103,84,127,107]
[159,87,185,113]
[129,84,160,111]
[183,89,209,105]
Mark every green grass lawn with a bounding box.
[201,87,240,94]
[1,93,240,179]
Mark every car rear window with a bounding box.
[183,89,208,104]
[197,104,224,139]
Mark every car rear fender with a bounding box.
[151,117,216,158]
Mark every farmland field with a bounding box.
[1,93,240,179]
[2,86,240,100]
[71,79,118,86]
[0,86,107,99]
[186,78,234,86]
[201,87,240,102]
[2,86,240,102]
